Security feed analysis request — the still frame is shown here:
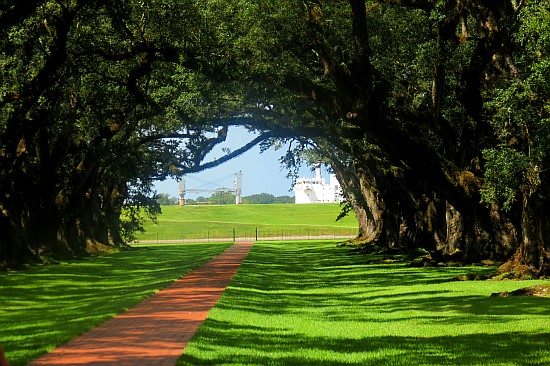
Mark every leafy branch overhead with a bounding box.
[1,0,550,277]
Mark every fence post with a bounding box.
[233,228,236,242]
[256,227,258,241]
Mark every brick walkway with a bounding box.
[26,242,254,366]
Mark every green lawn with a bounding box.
[135,203,357,241]
[0,242,232,366]
[3,240,549,366]
[179,241,550,365]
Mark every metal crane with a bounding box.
[178,171,243,205]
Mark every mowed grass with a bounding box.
[179,241,550,365]
[135,203,357,241]
[0,242,232,366]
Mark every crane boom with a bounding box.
[177,171,243,205]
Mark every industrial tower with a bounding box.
[177,171,243,205]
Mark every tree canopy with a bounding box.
[0,0,272,263]
[205,0,550,277]
[2,0,549,277]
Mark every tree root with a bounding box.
[491,284,550,297]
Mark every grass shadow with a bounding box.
[179,241,550,365]
[0,243,231,366]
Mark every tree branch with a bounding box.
[304,0,354,108]
[179,133,274,174]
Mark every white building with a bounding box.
[293,165,342,204]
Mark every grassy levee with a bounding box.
[0,242,232,366]
[134,203,358,242]
[180,241,550,365]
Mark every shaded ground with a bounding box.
[491,284,550,298]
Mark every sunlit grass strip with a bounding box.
[179,241,550,365]
[0,242,232,366]
[134,204,357,241]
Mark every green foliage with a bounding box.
[369,5,434,112]
[0,0,258,260]
[480,147,529,211]
[186,192,294,205]
[3,0,550,269]
[156,193,179,206]
[274,195,294,204]
[242,193,275,204]
[209,191,237,204]
[242,193,293,204]
[482,0,550,210]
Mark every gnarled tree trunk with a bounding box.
[498,192,550,278]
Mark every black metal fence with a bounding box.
[136,226,357,244]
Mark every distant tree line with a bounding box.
[243,193,294,204]
[157,192,293,205]
[155,194,180,206]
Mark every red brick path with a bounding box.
[26,242,254,366]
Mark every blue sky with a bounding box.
[153,127,327,199]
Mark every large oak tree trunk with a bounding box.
[329,151,385,243]
[498,192,550,278]
[341,140,523,263]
